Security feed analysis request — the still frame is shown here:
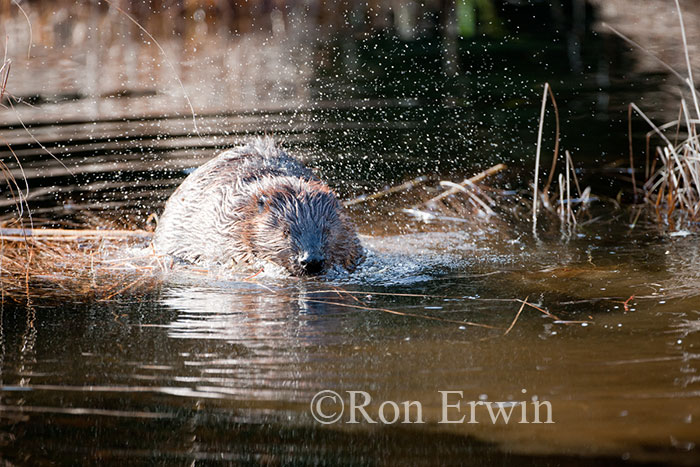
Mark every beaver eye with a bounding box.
[283,227,290,237]
[257,196,267,213]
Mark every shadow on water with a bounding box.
[0,2,699,465]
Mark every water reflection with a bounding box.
[163,284,347,344]
[0,221,699,463]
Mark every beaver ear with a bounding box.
[257,195,268,213]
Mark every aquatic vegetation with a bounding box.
[620,1,700,230]
[640,105,700,229]
[0,225,158,303]
[530,83,592,234]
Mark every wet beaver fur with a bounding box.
[153,137,363,276]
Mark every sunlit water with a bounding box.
[1,13,699,466]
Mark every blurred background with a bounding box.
[0,0,663,228]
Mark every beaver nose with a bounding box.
[298,254,325,275]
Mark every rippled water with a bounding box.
[1,15,699,466]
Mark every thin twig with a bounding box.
[504,296,528,335]
[344,176,428,207]
[415,164,506,208]
[532,83,550,232]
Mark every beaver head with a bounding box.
[237,177,363,276]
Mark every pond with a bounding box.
[0,3,698,465]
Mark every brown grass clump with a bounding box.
[0,227,161,303]
[640,109,700,228]
[615,1,700,230]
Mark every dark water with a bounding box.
[1,11,699,466]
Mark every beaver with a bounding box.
[153,137,364,276]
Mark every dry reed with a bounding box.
[529,83,594,234]
[613,1,700,229]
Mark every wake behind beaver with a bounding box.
[153,137,364,276]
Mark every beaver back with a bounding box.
[152,137,361,272]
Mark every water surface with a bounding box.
[1,13,699,465]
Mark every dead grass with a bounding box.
[343,162,510,226]
[530,84,593,234]
[616,1,700,230]
[0,226,160,303]
[406,163,507,222]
